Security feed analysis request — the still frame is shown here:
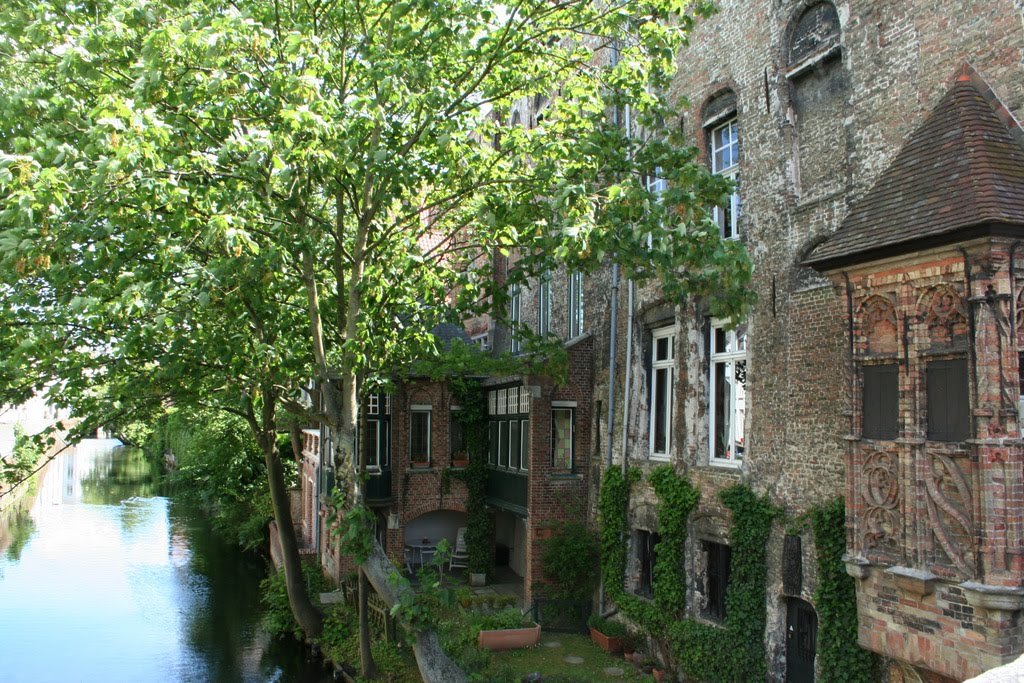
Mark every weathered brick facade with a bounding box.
[588,2,1024,681]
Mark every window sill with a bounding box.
[549,472,581,481]
[408,464,434,472]
[707,459,743,470]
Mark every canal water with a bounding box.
[0,439,332,683]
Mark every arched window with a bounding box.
[784,2,846,199]
[703,90,740,239]
[787,2,841,68]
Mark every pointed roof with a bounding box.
[805,65,1024,270]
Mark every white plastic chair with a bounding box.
[449,527,469,570]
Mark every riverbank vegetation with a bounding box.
[141,409,288,551]
[1,426,43,489]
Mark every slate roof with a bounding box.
[805,71,1024,270]
[432,322,473,351]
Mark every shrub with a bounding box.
[540,520,599,602]
[586,614,627,637]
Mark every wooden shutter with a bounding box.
[927,358,969,442]
[863,363,898,439]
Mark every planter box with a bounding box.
[589,627,623,654]
[478,623,541,651]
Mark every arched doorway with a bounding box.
[786,598,818,682]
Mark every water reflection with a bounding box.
[0,440,331,683]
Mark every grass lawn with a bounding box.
[487,633,654,682]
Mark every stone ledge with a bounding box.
[960,582,1024,612]
[885,566,939,597]
[843,554,871,580]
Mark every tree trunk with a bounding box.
[264,436,324,639]
[361,542,468,683]
[287,419,304,469]
[358,569,379,679]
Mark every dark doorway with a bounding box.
[786,598,817,682]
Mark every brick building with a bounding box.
[296,1,1024,679]
[299,311,594,605]
[585,1,1024,681]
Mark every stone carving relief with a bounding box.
[862,450,900,550]
[859,295,899,356]
[924,452,976,578]
[919,285,968,351]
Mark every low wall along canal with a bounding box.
[0,439,331,683]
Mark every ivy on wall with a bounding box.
[449,376,493,575]
[648,465,698,616]
[811,497,878,683]
[597,466,778,683]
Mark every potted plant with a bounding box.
[653,667,668,682]
[587,614,627,653]
[476,608,541,651]
[450,450,469,468]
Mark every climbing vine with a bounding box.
[597,465,641,606]
[449,376,492,575]
[649,465,698,616]
[598,466,779,683]
[811,498,879,683]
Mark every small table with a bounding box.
[407,542,437,568]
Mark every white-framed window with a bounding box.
[646,166,667,196]
[364,418,390,470]
[709,321,747,465]
[551,408,574,470]
[509,284,522,354]
[410,405,432,467]
[650,326,675,460]
[538,273,551,336]
[569,271,584,338]
[710,118,740,239]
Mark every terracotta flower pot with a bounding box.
[653,668,667,681]
[477,623,541,651]
[589,627,623,654]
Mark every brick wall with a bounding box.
[586,1,1024,680]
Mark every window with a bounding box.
[650,326,675,459]
[863,363,898,440]
[410,407,431,466]
[646,167,667,196]
[519,419,529,471]
[701,541,731,622]
[363,393,391,470]
[551,408,574,470]
[569,271,584,338]
[509,284,522,354]
[450,410,466,465]
[710,321,747,465]
[635,530,660,599]
[498,420,510,468]
[927,359,969,442]
[710,118,740,239]
[538,274,551,336]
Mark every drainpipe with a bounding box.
[621,279,635,476]
[606,264,620,468]
[843,272,854,437]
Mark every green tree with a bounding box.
[0,0,754,680]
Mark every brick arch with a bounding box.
[781,0,842,68]
[401,501,468,525]
[916,284,969,351]
[696,84,741,165]
[857,294,899,357]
